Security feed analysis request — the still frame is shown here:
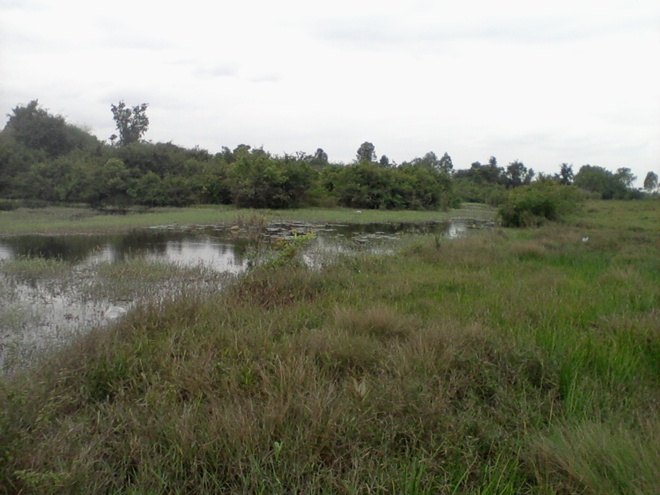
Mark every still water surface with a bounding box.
[0,220,482,372]
[0,221,469,270]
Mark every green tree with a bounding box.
[615,167,636,189]
[228,148,316,208]
[397,161,454,210]
[416,152,439,170]
[557,163,574,185]
[334,162,390,209]
[454,161,504,185]
[356,141,376,163]
[505,160,534,188]
[0,137,47,196]
[439,152,453,174]
[574,165,630,199]
[24,154,92,202]
[3,100,98,158]
[110,101,149,146]
[379,155,391,167]
[643,171,658,193]
[84,158,131,208]
[310,148,329,167]
[113,141,202,177]
[453,159,507,204]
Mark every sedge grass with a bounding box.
[0,200,658,494]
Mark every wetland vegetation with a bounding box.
[0,200,658,494]
[1,99,658,493]
[0,206,492,374]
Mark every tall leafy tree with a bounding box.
[643,171,658,193]
[379,155,391,167]
[557,163,574,185]
[574,165,628,199]
[505,160,534,188]
[356,141,376,163]
[439,152,453,174]
[615,167,636,189]
[406,151,452,175]
[310,148,329,167]
[417,152,439,169]
[3,100,96,158]
[110,101,149,146]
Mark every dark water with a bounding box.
[0,220,474,272]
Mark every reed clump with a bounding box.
[0,201,658,494]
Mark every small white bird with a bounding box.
[581,236,589,243]
[104,305,127,320]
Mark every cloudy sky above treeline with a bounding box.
[1,0,658,183]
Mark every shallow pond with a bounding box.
[0,219,490,373]
[0,220,477,268]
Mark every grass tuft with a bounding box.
[530,421,660,495]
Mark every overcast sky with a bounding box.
[1,0,659,183]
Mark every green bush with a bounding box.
[498,182,582,227]
[0,199,18,211]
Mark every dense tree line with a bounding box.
[0,101,654,211]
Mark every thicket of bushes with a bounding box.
[1,100,653,218]
[498,181,585,227]
[0,103,456,211]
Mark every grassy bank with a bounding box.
[0,204,494,236]
[0,201,658,494]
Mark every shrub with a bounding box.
[0,199,17,211]
[498,182,582,227]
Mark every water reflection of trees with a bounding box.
[0,235,107,261]
[0,222,462,268]
[117,230,172,254]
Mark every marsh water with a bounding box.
[0,220,487,372]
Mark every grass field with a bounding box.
[0,200,658,494]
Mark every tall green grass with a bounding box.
[0,201,657,494]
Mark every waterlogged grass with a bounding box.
[0,255,233,375]
[0,256,72,282]
[89,257,233,301]
[0,203,494,235]
[0,201,658,494]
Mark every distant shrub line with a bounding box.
[1,100,653,220]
